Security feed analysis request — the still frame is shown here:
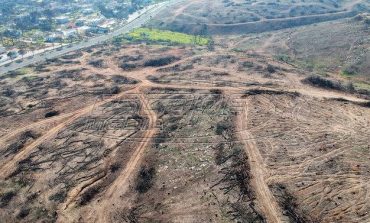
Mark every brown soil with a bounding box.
[0,39,369,223]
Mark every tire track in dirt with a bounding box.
[3,49,369,222]
[94,86,158,222]
[0,87,139,180]
[236,98,285,223]
[0,68,365,181]
[0,112,75,146]
[58,69,159,222]
[0,115,76,180]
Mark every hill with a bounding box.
[0,1,370,223]
[149,0,370,34]
[231,14,370,92]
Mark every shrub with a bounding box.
[45,110,59,118]
[0,191,16,207]
[266,64,277,73]
[147,75,160,83]
[61,52,82,60]
[135,167,155,193]
[79,186,100,205]
[110,163,121,173]
[272,184,311,223]
[119,55,143,62]
[16,208,30,219]
[120,63,137,71]
[302,75,343,91]
[346,82,355,93]
[111,75,138,84]
[88,59,106,68]
[3,131,39,157]
[165,123,179,133]
[359,101,370,108]
[275,54,292,63]
[342,65,359,76]
[49,190,67,203]
[109,86,121,95]
[212,71,230,76]
[242,89,300,97]
[215,121,233,135]
[210,89,223,95]
[3,88,15,97]
[154,132,167,148]
[240,61,254,68]
[144,56,179,67]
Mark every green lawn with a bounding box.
[127,28,209,45]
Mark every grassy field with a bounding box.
[127,28,209,45]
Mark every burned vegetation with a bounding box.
[1,131,40,159]
[270,184,313,223]
[0,96,150,222]
[242,89,300,97]
[0,54,140,136]
[0,25,369,223]
[245,92,370,222]
[302,75,352,92]
[114,88,264,223]
[120,54,181,71]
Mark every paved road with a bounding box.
[0,0,182,75]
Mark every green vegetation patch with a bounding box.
[341,69,358,78]
[354,82,370,91]
[127,28,209,45]
[2,67,31,79]
[275,54,293,63]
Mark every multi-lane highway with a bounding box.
[0,0,181,75]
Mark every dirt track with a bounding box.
[0,87,137,180]
[236,99,285,223]
[96,88,158,222]
[1,43,369,222]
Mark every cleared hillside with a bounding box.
[1,1,370,223]
[0,36,369,222]
[230,14,370,94]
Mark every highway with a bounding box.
[0,0,181,75]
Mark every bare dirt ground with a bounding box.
[227,14,370,81]
[236,99,286,223]
[0,35,369,223]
